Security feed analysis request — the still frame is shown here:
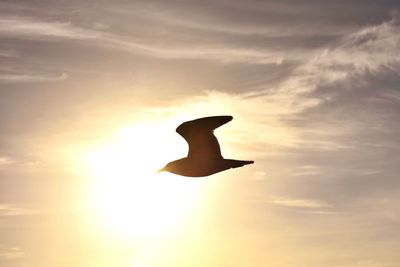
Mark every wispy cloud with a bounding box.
[0,204,40,216]
[325,13,400,73]
[286,12,400,94]
[0,246,24,260]
[233,12,400,154]
[243,12,399,101]
[0,16,100,39]
[0,16,287,64]
[1,9,399,69]
[0,72,67,83]
[123,11,400,66]
[102,35,286,64]
[0,50,18,58]
[334,259,400,267]
[0,157,15,166]
[139,90,320,154]
[125,5,354,37]
[267,196,332,209]
[291,165,323,177]
[251,171,267,180]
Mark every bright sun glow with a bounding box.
[82,120,208,241]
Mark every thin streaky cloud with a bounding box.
[267,196,333,209]
[0,16,100,39]
[0,157,15,166]
[0,246,24,260]
[0,204,40,217]
[0,50,18,58]
[0,16,290,64]
[301,210,340,215]
[122,6,355,37]
[290,165,323,176]
[0,72,67,83]
[334,260,399,267]
[103,35,286,64]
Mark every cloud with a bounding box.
[137,90,320,154]
[290,165,323,176]
[0,50,18,58]
[0,72,67,83]
[267,196,332,209]
[2,12,398,171]
[0,16,290,64]
[137,11,400,154]
[37,7,400,168]
[328,12,400,72]
[0,16,100,39]
[0,204,39,216]
[334,260,400,267]
[121,3,353,42]
[0,157,15,166]
[0,4,398,71]
[292,12,400,92]
[240,11,399,101]
[236,12,400,157]
[0,246,24,260]
[251,171,267,180]
[106,38,286,64]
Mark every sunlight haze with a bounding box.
[1,1,400,267]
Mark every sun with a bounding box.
[81,120,208,241]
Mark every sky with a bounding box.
[1,1,400,266]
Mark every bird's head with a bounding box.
[158,161,175,173]
[158,159,187,175]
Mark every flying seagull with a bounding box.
[159,116,254,177]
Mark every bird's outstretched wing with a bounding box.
[176,116,233,159]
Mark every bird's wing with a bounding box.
[176,116,233,159]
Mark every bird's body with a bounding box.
[163,157,254,177]
[160,116,254,177]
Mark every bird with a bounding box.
[159,115,254,177]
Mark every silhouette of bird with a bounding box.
[159,116,254,177]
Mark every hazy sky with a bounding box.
[1,1,400,267]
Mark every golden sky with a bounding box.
[1,1,400,267]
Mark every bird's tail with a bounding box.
[225,159,254,168]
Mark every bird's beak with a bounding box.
[157,168,165,173]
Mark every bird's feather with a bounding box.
[176,116,233,159]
